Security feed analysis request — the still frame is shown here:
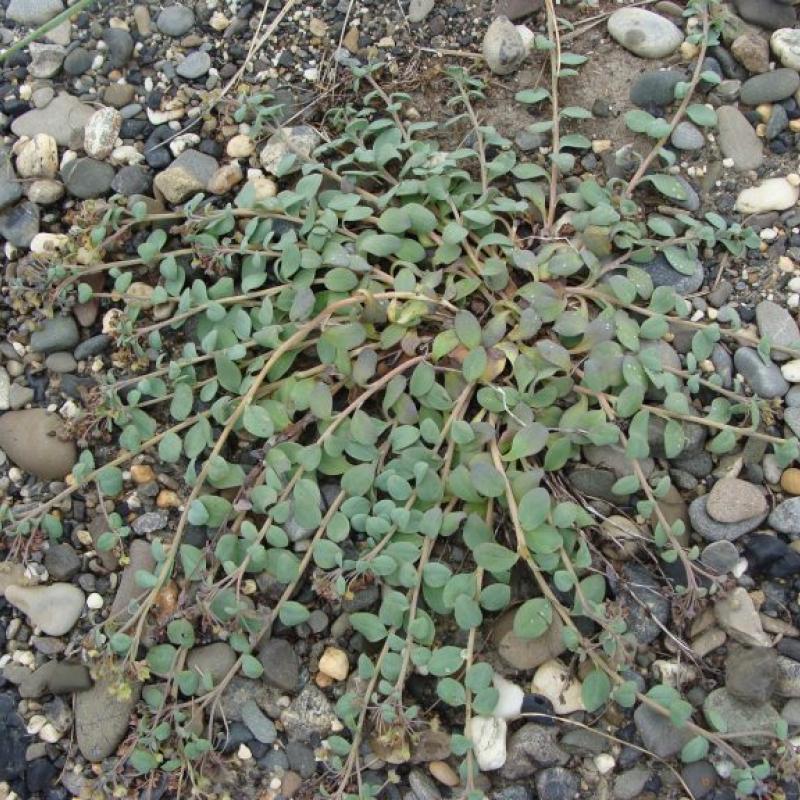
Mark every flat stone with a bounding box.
[715,587,771,647]
[494,607,565,670]
[618,563,670,644]
[756,299,800,361]
[535,767,579,800]
[701,540,740,574]
[705,477,767,523]
[84,108,122,160]
[614,767,652,800]
[0,201,39,248]
[717,105,763,171]
[703,687,780,746]
[607,8,683,58]
[772,28,800,70]
[110,539,156,624]
[731,31,770,73]
[0,408,76,479]
[30,316,78,354]
[483,15,526,75]
[740,68,800,105]
[176,50,211,80]
[681,761,717,799]
[63,47,92,76]
[154,149,217,204]
[75,676,140,761]
[27,43,65,78]
[6,583,84,636]
[494,0,541,22]
[640,252,704,295]
[19,661,91,698]
[734,0,796,31]
[776,655,800,697]
[44,543,80,580]
[726,645,778,704]
[27,179,63,205]
[11,92,93,148]
[102,28,134,68]
[259,125,320,176]
[633,703,693,757]
[111,165,151,196]
[241,699,277,744]
[671,121,705,150]
[630,70,686,107]
[689,494,767,542]
[186,642,236,686]
[6,0,63,26]
[156,4,195,36]
[734,347,789,399]
[468,716,507,771]
[61,158,115,199]
[769,497,800,535]
[0,150,22,211]
[258,638,299,692]
[280,684,336,741]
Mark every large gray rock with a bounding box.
[0,201,39,247]
[607,8,683,58]
[630,70,686,107]
[5,583,84,636]
[717,106,763,171]
[110,540,156,623]
[740,68,800,105]
[689,495,767,542]
[11,92,93,148]
[769,497,800,535]
[75,677,140,761]
[734,0,796,31]
[725,646,778,704]
[6,0,63,26]
[734,347,789,399]
[0,408,76,479]
[756,299,800,361]
[703,687,780,746]
[634,703,693,757]
[30,316,79,354]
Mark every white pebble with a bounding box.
[86,592,104,610]
[595,753,616,774]
[39,723,63,743]
[26,715,46,735]
[237,744,252,760]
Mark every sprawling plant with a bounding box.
[3,0,796,797]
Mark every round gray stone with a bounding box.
[176,50,211,80]
[61,158,115,199]
[156,4,195,36]
[740,68,800,105]
[688,494,767,543]
[734,347,790,399]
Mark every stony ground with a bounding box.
[7,0,800,799]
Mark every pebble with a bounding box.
[176,50,211,80]
[226,134,254,159]
[782,360,800,383]
[19,661,91,698]
[156,4,195,36]
[640,252,704,295]
[408,0,435,23]
[756,299,800,361]
[110,539,155,623]
[629,69,685,107]
[681,761,717,799]
[180,633,236,679]
[409,768,442,800]
[208,163,242,195]
[535,767,579,800]
[84,108,122,160]
[27,179,63,205]
[111,165,151,196]
[772,28,800,70]
[494,607,565,669]
[318,647,349,681]
[731,31,769,73]
[741,68,800,106]
[61,157,115,199]
[16,133,59,180]
[733,346,790,398]
[63,47,92,76]
[280,684,336,741]
[27,43,65,79]
[75,676,139,761]
[483,16,526,75]
[530,660,584,714]
[618,563,671,643]
[671,121,705,150]
[241,700,277,744]
[717,105,763,171]
[12,93,93,149]
[769,497,800,534]
[428,761,459,787]
[701,540,740,574]
[44,543,80,580]
[467,716,507,770]
[734,0,796,31]
[703,687,780,746]
[0,408,76,479]
[633,702,693,757]
[0,150,22,210]
[102,28,134,68]
[782,468,800,495]
[259,638,299,692]
[607,7,683,58]
[30,316,78,353]
[501,723,567,778]
[6,0,63,26]
[777,656,800,697]
[736,177,799,214]
[614,766,651,800]
[154,149,217,203]
[5,583,84,636]
[260,125,321,176]
[714,587,771,647]
[705,477,767,523]
[0,201,40,248]
[725,645,778,704]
